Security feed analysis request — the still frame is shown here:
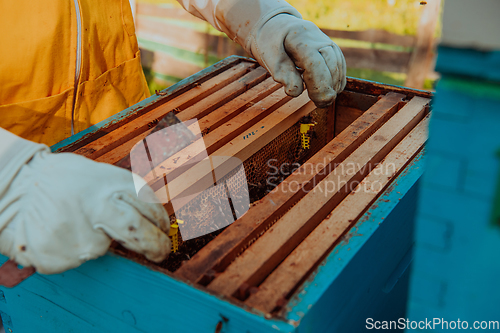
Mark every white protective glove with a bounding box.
[176,0,346,108]
[0,129,171,275]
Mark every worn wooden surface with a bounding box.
[74,62,256,160]
[286,153,424,329]
[326,101,335,142]
[154,94,314,209]
[175,92,405,283]
[205,96,429,299]
[143,89,290,190]
[51,56,244,154]
[246,115,429,313]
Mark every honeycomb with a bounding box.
[171,107,329,244]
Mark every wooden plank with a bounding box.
[321,28,416,48]
[345,76,433,99]
[342,47,412,73]
[214,35,247,58]
[155,93,315,209]
[284,154,424,327]
[175,92,406,283]
[197,77,281,132]
[74,62,255,159]
[53,57,243,154]
[154,63,256,122]
[96,77,281,166]
[177,67,268,121]
[0,252,296,333]
[144,89,291,189]
[245,115,430,313]
[405,0,441,88]
[205,96,430,299]
[136,5,415,75]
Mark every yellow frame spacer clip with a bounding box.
[168,219,183,253]
[300,123,315,134]
[300,123,315,149]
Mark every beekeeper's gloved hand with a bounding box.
[0,129,171,275]
[217,0,346,108]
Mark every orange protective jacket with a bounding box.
[0,0,150,146]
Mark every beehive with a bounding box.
[53,56,432,318]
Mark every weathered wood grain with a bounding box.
[75,62,255,160]
[97,76,280,166]
[54,56,243,154]
[143,89,291,189]
[177,66,268,121]
[245,114,430,313]
[175,92,406,283]
[345,77,433,99]
[197,77,281,132]
[155,93,315,208]
[205,96,429,298]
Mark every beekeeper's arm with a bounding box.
[0,128,171,275]
[177,0,346,108]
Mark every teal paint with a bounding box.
[436,46,500,83]
[0,254,294,333]
[492,150,500,227]
[438,75,500,102]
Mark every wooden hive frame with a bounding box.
[54,56,432,318]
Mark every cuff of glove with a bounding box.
[0,128,49,199]
[215,0,302,56]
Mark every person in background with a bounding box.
[0,0,345,276]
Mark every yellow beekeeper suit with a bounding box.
[0,0,150,146]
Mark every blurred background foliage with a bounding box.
[138,0,431,35]
[137,0,438,91]
[284,0,422,35]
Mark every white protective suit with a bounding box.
[0,0,346,276]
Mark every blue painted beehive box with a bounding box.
[0,56,432,332]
